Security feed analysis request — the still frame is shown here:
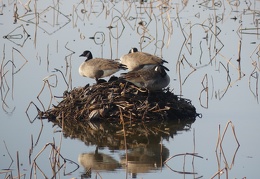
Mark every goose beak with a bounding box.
[79,54,84,57]
[161,65,170,71]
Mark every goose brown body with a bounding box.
[121,65,170,91]
[120,48,167,71]
[79,50,127,82]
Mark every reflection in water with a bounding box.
[55,114,195,176]
[120,143,169,175]
[3,25,30,47]
[78,147,119,172]
[213,121,240,177]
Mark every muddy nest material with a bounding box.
[41,77,200,123]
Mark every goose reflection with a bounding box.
[78,147,120,172]
[120,143,169,176]
[78,143,169,177]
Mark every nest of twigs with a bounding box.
[41,77,200,123]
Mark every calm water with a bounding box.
[0,0,260,178]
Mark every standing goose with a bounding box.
[79,50,127,83]
[120,65,170,91]
[120,47,168,71]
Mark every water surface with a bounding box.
[0,0,260,178]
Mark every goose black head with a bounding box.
[79,50,93,60]
[155,65,169,77]
[129,47,138,54]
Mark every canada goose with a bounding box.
[120,65,170,91]
[120,47,168,71]
[79,50,127,83]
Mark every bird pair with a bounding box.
[79,48,170,91]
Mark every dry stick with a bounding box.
[17,151,20,179]
[215,125,221,152]
[211,75,215,100]
[181,55,196,85]
[214,125,221,177]
[37,80,53,110]
[217,62,231,100]
[51,140,79,176]
[34,118,44,147]
[1,59,14,111]
[54,0,59,25]
[220,121,240,170]
[248,68,259,103]
[33,162,48,179]
[192,128,196,176]
[164,162,198,175]
[0,0,3,14]
[13,3,18,23]
[0,44,5,91]
[164,152,203,164]
[117,2,135,31]
[57,115,64,177]
[47,44,50,72]
[175,4,186,96]
[53,68,69,88]
[29,134,33,165]
[68,55,73,90]
[3,140,14,163]
[108,29,113,60]
[257,19,259,39]
[45,80,53,110]
[210,167,227,179]
[63,54,72,90]
[119,107,128,167]
[11,49,14,100]
[25,101,41,123]
[51,138,61,179]
[43,74,58,88]
[237,40,242,79]
[12,48,28,74]
[227,144,240,170]
[50,139,55,176]
[63,42,75,89]
[199,74,208,109]
[166,11,173,47]
[116,20,119,59]
[220,121,240,147]
[72,5,75,28]
[30,143,54,178]
[213,0,218,55]
[153,13,159,56]
[33,0,38,48]
[37,82,47,112]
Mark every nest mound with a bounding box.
[41,77,200,124]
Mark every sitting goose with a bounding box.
[120,65,170,91]
[120,47,168,71]
[79,50,127,83]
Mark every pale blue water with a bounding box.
[0,1,259,178]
